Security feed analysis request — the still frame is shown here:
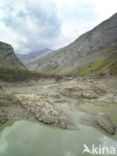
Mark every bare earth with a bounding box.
[0,77,117,135]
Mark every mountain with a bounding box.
[17,48,51,64]
[0,41,55,81]
[27,13,117,77]
[0,41,23,66]
[0,41,29,81]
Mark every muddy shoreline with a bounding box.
[0,77,117,135]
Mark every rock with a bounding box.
[0,41,22,65]
[0,109,8,124]
[0,86,3,90]
[17,94,76,130]
[60,85,105,99]
[96,115,116,135]
[79,110,116,135]
[67,77,73,81]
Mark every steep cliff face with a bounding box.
[27,13,117,76]
[0,41,28,81]
[0,41,22,66]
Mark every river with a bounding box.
[0,120,117,156]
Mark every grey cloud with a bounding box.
[26,3,61,38]
[1,0,114,54]
[1,1,62,53]
[17,10,27,18]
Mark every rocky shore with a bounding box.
[0,78,116,135]
[0,109,8,124]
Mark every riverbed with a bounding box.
[0,78,117,156]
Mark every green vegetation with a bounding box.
[0,65,63,82]
[44,65,68,75]
[53,66,66,74]
[0,45,116,81]
[0,42,3,46]
[70,48,117,77]
[70,59,108,76]
[0,41,8,47]
[32,46,117,78]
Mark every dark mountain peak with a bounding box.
[111,12,117,18]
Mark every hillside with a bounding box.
[0,41,29,81]
[0,41,60,81]
[27,13,117,77]
[17,48,51,64]
[0,41,23,66]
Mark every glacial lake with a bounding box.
[0,120,117,156]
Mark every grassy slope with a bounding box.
[40,47,117,77]
[70,48,117,77]
[0,62,62,82]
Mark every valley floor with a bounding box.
[0,77,117,135]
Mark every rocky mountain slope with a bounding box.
[0,41,22,66]
[17,48,51,64]
[0,41,28,81]
[0,41,59,81]
[27,13,117,77]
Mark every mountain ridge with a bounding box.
[17,48,52,64]
[27,13,117,76]
[0,41,60,81]
[0,41,23,66]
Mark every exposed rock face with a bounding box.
[61,86,106,99]
[68,13,117,56]
[27,13,117,75]
[0,41,22,66]
[79,111,116,135]
[17,94,74,129]
[17,48,52,64]
[16,93,116,134]
[95,115,116,135]
[0,109,8,124]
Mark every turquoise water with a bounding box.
[0,121,117,156]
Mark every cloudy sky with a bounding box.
[0,0,117,54]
